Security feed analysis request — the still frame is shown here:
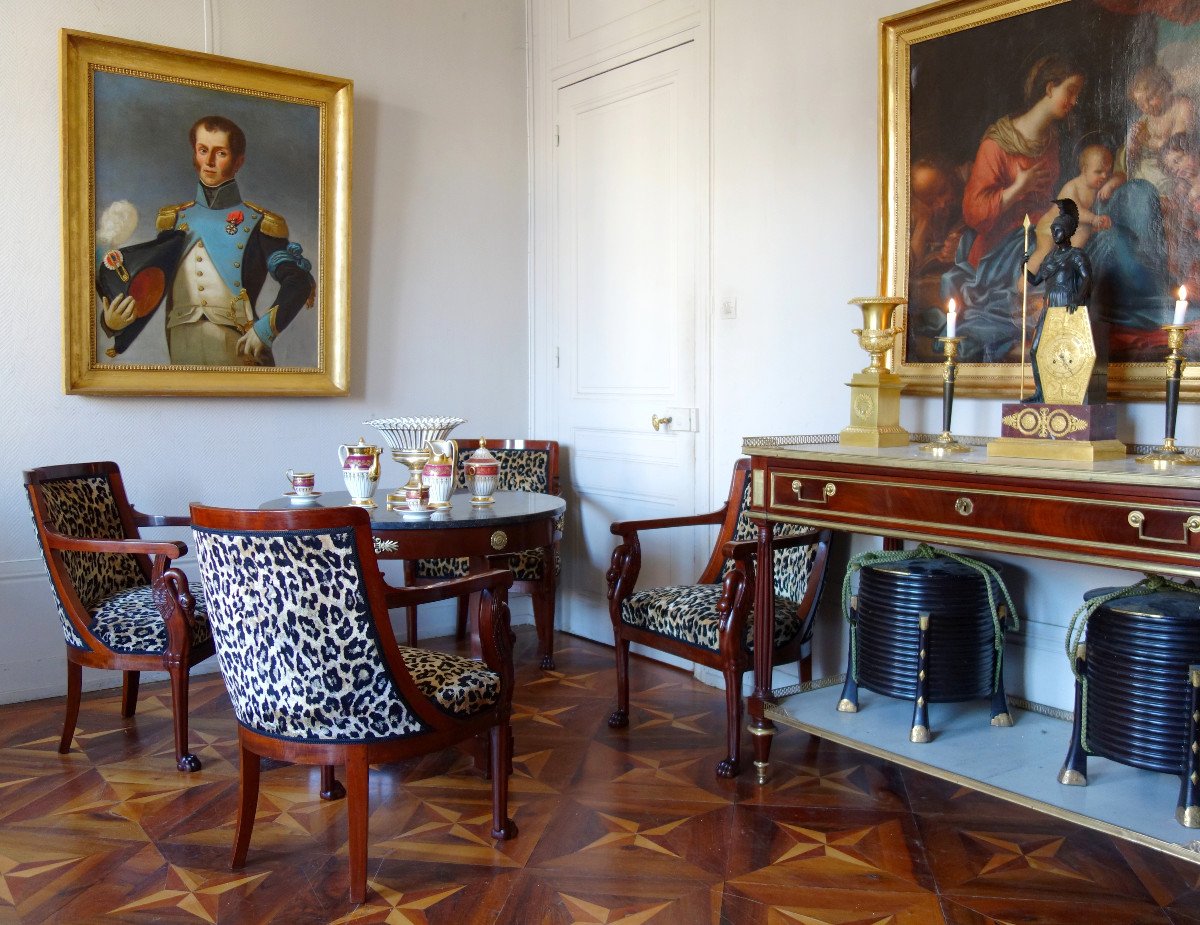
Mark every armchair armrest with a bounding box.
[721,529,823,561]
[610,508,725,541]
[131,507,191,528]
[154,567,202,658]
[383,569,514,610]
[44,530,188,559]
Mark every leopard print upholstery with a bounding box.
[415,447,559,581]
[28,498,87,650]
[193,525,428,742]
[34,476,147,649]
[620,471,818,654]
[720,477,819,602]
[92,585,212,654]
[399,646,499,716]
[620,586,803,652]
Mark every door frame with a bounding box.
[527,0,714,520]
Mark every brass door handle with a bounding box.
[651,414,673,432]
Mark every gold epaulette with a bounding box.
[156,201,195,232]
[244,200,289,238]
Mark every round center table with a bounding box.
[261,490,565,668]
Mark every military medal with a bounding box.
[225,209,244,235]
[102,249,129,282]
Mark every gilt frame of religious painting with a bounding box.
[61,30,352,396]
[882,0,1200,400]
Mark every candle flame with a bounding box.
[947,298,956,313]
[1180,286,1188,302]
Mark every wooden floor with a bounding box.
[2,628,1199,924]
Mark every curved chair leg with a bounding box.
[532,580,556,670]
[168,664,201,772]
[320,764,345,800]
[231,741,261,870]
[490,721,518,840]
[345,750,371,904]
[455,595,470,641]
[59,659,82,754]
[608,637,630,728]
[716,667,743,779]
[121,670,141,718]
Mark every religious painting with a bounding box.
[882,0,1200,399]
[61,30,352,396]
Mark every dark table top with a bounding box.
[260,489,565,534]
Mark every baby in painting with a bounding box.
[1027,144,1114,272]
[1121,64,1198,194]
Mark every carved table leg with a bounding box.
[749,520,777,784]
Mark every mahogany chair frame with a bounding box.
[403,438,562,668]
[182,504,518,904]
[24,461,214,772]
[605,457,831,778]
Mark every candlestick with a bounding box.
[1175,285,1189,326]
[946,298,957,338]
[1135,324,1199,467]
[920,336,970,455]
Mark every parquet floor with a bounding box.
[1,628,1199,923]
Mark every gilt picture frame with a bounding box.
[61,30,352,396]
[882,0,1200,400]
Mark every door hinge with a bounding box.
[554,124,560,147]
[554,346,560,368]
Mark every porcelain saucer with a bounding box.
[284,491,322,505]
[401,506,435,520]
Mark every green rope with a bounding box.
[1064,574,1200,752]
[841,543,1019,691]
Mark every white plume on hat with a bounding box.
[97,200,139,248]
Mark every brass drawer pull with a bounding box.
[955,497,974,517]
[790,479,836,503]
[1127,510,1200,545]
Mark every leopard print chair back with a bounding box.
[191,517,425,741]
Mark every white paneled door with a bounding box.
[554,41,706,646]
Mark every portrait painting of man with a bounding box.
[92,71,321,369]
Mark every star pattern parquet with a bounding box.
[0,628,1196,923]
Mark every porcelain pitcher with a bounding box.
[338,437,382,506]
[422,439,458,509]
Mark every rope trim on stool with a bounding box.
[840,543,1019,691]
[1065,574,1200,751]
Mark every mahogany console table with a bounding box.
[742,434,1200,781]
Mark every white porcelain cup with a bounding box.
[285,469,316,495]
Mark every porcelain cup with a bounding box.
[285,469,316,495]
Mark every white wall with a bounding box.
[710,0,1188,709]
[0,0,530,702]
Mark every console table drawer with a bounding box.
[766,468,1200,562]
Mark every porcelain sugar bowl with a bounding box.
[464,439,500,505]
[338,437,382,507]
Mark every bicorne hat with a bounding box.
[95,229,187,356]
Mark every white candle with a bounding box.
[1175,286,1189,326]
[946,298,957,338]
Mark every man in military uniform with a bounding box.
[99,115,315,366]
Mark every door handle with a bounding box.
[651,414,673,432]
